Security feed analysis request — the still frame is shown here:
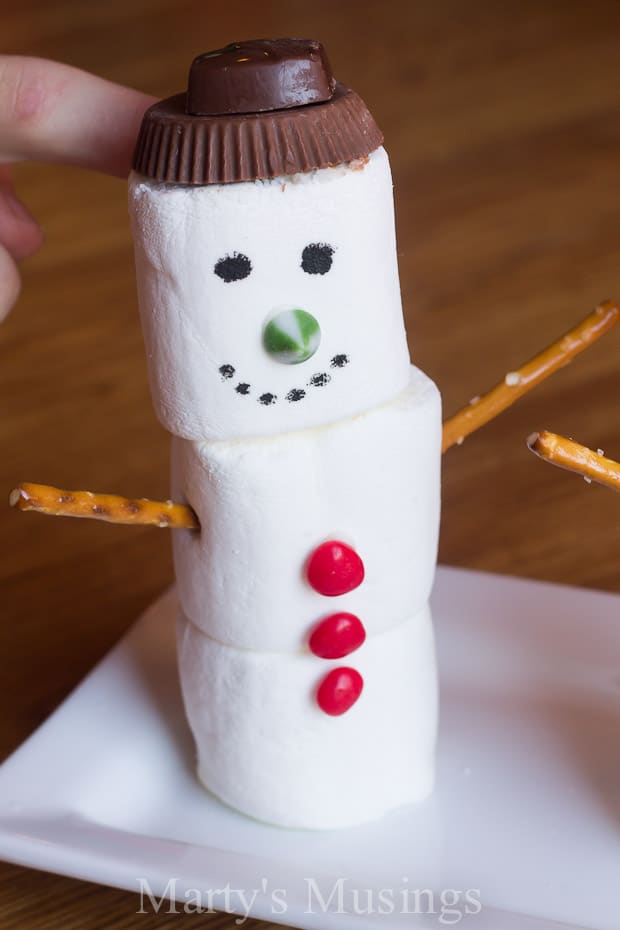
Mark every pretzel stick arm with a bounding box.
[11,305,618,524]
[442,300,619,453]
[527,431,620,492]
[9,483,200,530]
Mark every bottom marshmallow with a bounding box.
[177,605,438,830]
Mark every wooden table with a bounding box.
[2,1,619,926]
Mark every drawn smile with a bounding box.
[218,354,350,406]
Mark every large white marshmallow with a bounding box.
[129,147,411,441]
[171,366,441,653]
[177,604,437,830]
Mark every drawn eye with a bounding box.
[214,252,252,282]
[301,243,334,275]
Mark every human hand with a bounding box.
[0,55,155,320]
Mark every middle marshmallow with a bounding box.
[171,366,441,653]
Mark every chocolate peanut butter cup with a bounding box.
[132,38,383,185]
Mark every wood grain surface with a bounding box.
[1,1,619,927]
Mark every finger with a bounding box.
[0,56,156,178]
[0,241,21,321]
[0,180,44,260]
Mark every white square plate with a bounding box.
[0,566,618,929]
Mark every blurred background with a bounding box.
[1,0,620,922]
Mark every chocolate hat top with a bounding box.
[132,38,383,185]
[187,38,336,115]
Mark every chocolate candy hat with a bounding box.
[132,38,383,185]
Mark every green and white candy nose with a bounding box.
[263,308,321,364]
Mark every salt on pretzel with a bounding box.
[442,300,619,453]
[527,431,620,492]
[9,483,199,530]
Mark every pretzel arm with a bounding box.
[527,432,620,492]
[442,300,619,453]
[9,483,199,529]
[10,305,618,524]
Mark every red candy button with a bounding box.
[307,540,365,597]
[309,612,366,659]
[317,667,363,716]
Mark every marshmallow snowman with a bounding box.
[129,39,442,829]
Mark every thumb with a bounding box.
[0,56,156,177]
